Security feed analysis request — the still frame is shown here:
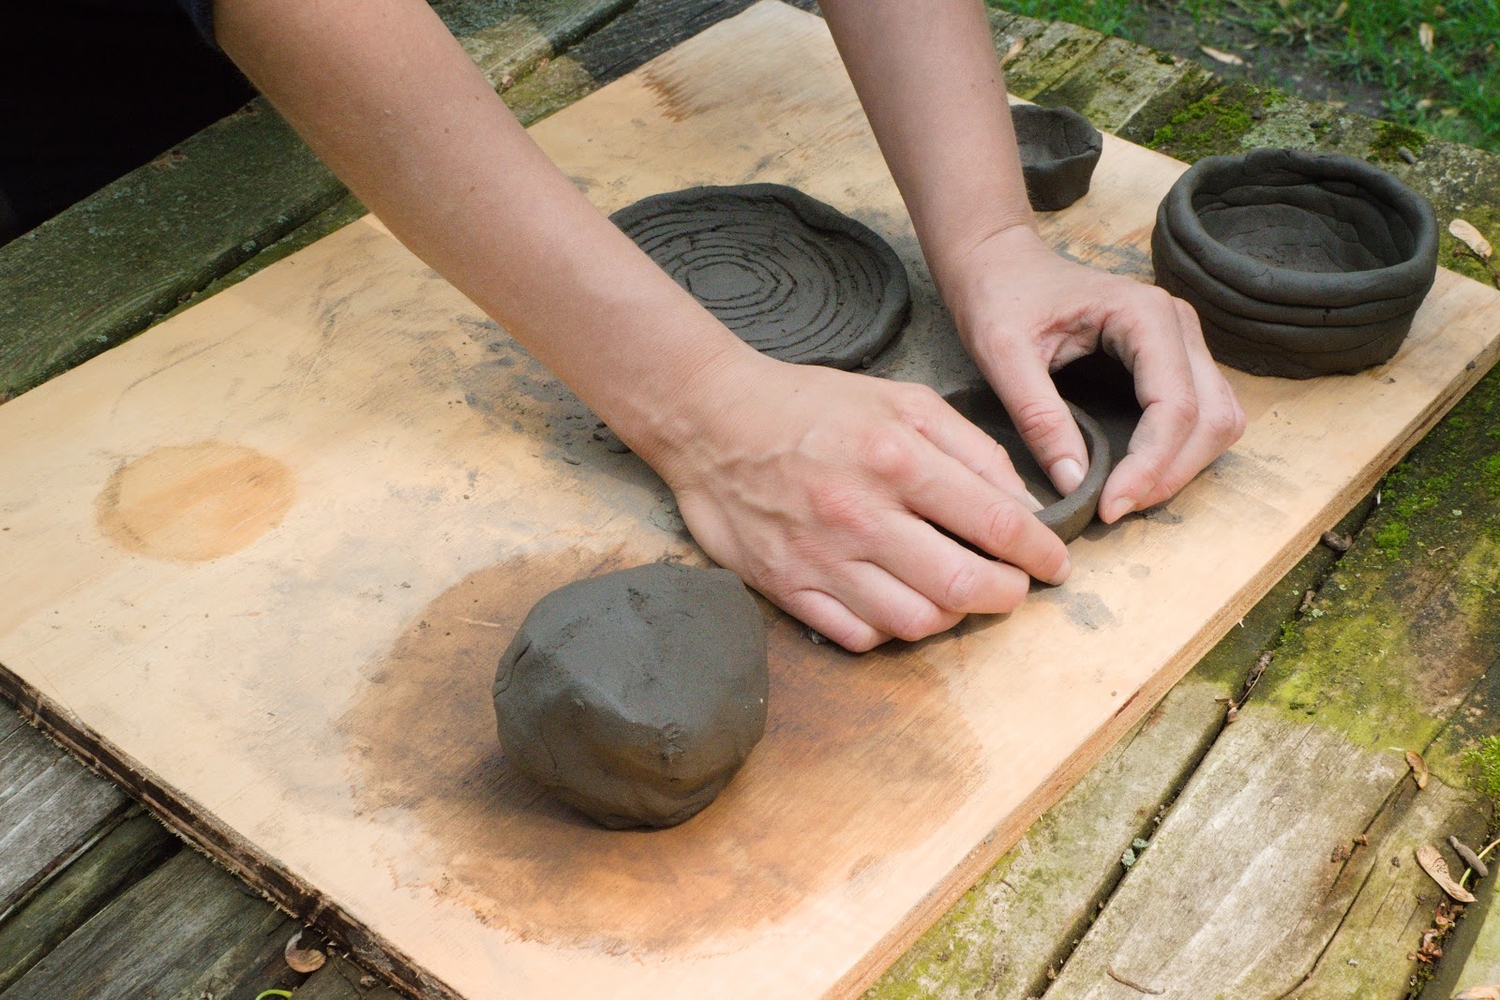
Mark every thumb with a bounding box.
[993,361,1090,496]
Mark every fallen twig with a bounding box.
[1107,965,1165,995]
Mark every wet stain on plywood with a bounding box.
[95,441,294,561]
[340,546,982,955]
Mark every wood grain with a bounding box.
[0,4,1498,997]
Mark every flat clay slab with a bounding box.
[611,183,910,368]
[1,6,1498,1000]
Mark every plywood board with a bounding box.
[2,3,1498,997]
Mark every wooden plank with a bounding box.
[1032,36,1212,136]
[0,812,179,992]
[0,851,285,1000]
[1044,373,1500,998]
[295,957,406,1000]
[867,502,1370,1000]
[0,0,633,401]
[0,4,1498,997]
[0,722,127,916]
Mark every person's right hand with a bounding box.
[637,350,1072,652]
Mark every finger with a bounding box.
[900,385,1042,511]
[830,560,965,644]
[1098,289,1200,522]
[985,344,1091,497]
[899,448,1071,585]
[1137,303,1246,503]
[778,587,890,653]
[871,513,1033,615]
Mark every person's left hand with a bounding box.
[943,225,1246,523]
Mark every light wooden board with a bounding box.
[1,4,1499,997]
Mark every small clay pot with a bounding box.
[1011,104,1104,212]
[942,386,1111,543]
[1152,148,1439,378]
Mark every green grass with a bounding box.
[996,0,1139,36]
[989,0,1500,152]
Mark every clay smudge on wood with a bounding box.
[95,442,294,562]
[338,548,982,955]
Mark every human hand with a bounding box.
[638,351,1072,652]
[944,225,1245,523]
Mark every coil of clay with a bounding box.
[1152,148,1438,378]
[610,184,910,369]
[943,385,1113,543]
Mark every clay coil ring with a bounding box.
[1152,148,1438,378]
[610,184,910,369]
[942,387,1111,544]
[1010,104,1104,212]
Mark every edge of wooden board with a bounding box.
[3,306,1492,1000]
[0,666,466,1000]
[831,320,1500,998]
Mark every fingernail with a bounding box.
[1050,458,1086,495]
[1104,497,1136,522]
[1022,489,1045,513]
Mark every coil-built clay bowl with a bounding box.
[1153,148,1438,378]
[1011,104,1104,212]
[611,184,910,369]
[943,387,1111,543]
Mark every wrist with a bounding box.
[603,326,773,481]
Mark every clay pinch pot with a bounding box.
[1152,147,1439,379]
[942,385,1111,543]
[1010,103,1104,212]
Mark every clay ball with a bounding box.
[1010,103,1104,212]
[494,562,768,829]
[1152,148,1438,378]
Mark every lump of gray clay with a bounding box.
[610,184,910,369]
[943,385,1114,543]
[1011,104,1104,212]
[1152,147,1438,378]
[494,562,768,829]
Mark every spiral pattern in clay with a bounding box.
[610,184,910,369]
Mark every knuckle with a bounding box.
[807,481,869,535]
[1206,403,1245,446]
[1008,398,1073,450]
[1162,393,1199,431]
[886,604,946,643]
[890,382,944,426]
[939,560,981,610]
[979,499,1024,550]
[858,428,918,484]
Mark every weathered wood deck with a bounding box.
[1,1,1496,997]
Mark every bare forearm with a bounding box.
[215,0,755,457]
[819,0,1034,297]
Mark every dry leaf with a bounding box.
[1450,219,1494,260]
[1449,835,1490,877]
[1406,749,1429,789]
[1416,844,1477,902]
[1419,22,1436,53]
[284,929,327,973]
[1002,37,1025,66]
[1200,45,1246,66]
[1455,988,1500,1000]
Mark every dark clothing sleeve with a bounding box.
[174,0,216,45]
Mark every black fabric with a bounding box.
[0,1,252,244]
